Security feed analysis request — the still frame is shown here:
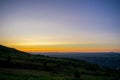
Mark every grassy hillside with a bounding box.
[0,45,120,80]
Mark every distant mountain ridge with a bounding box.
[38,52,120,70]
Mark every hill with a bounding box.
[0,45,120,80]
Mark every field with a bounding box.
[0,45,120,80]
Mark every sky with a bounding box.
[0,0,120,52]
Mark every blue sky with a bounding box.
[0,0,120,52]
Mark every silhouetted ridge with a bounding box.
[0,45,31,58]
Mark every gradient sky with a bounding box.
[0,0,120,52]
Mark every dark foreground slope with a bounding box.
[0,45,120,80]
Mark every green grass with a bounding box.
[0,68,116,80]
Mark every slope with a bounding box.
[0,45,120,80]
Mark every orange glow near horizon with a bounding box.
[1,39,120,52]
[2,43,120,52]
[18,47,120,52]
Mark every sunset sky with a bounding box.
[0,0,120,52]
